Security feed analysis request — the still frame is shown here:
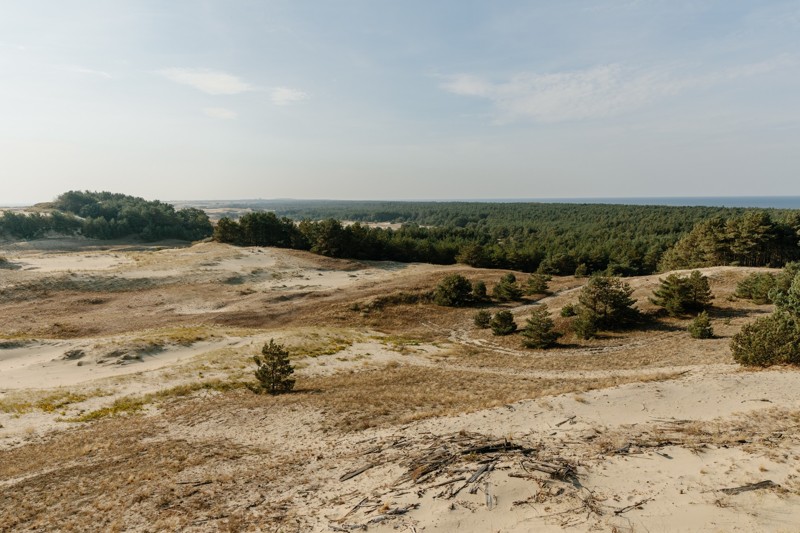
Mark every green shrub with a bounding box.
[735,272,776,304]
[651,270,713,316]
[573,309,598,339]
[525,273,551,295]
[560,304,577,317]
[521,306,560,349]
[577,275,639,331]
[253,339,295,394]
[688,311,714,339]
[471,280,488,301]
[731,312,800,366]
[492,273,523,302]
[490,311,517,336]
[473,310,491,329]
[434,274,473,307]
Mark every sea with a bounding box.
[493,197,800,209]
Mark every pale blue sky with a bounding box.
[2,1,799,204]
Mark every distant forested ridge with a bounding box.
[212,201,800,275]
[0,191,212,241]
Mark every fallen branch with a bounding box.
[720,480,778,495]
[521,459,575,481]
[340,464,374,482]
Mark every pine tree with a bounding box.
[688,311,714,339]
[493,273,523,302]
[521,306,561,348]
[526,273,551,295]
[434,274,473,307]
[471,280,488,301]
[490,311,517,336]
[651,271,713,316]
[685,270,713,312]
[651,273,690,316]
[253,339,295,395]
[474,310,491,328]
[577,275,638,329]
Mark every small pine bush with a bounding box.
[490,311,517,336]
[434,274,473,307]
[730,312,800,366]
[472,280,488,301]
[688,311,713,339]
[521,306,560,349]
[473,310,491,328]
[253,339,295,394]
[560,304,576,317]
[493,273,523,302]
[526,273,551,295]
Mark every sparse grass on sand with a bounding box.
[1,244,794,532]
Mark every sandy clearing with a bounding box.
[0,338,243,390]
[320,367,800,533]
[9,252,133,272]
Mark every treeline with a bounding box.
[0,191,212,241]
[660,211,800,269]
[214,203,800,275]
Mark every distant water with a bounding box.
[499,197,800,209]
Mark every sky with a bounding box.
[2,0,800,204]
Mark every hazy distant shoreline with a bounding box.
[177,196,800,210]
[5,196,800,210]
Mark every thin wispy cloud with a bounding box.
[203,107,237,120]
[270,87,307,106]
[441,57,794,123]
[158,68,253,95]
[60,65,113,79]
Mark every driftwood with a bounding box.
[340,464,374,482]
[720,480,779,495]
[366,504,420,524]
[521,459,576,481]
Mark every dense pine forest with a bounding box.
[3,193,799,275]
[212,201,800,275]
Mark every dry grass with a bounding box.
[589,407,800,463]
[0,245,790,531]
[248,364,681,432]
[0,388,109,414]
[0,416,270,532]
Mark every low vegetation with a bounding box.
[490,310,517,336]
[253,340,295,395]
[731,267,800,366]
[573,275,639,339]
[688,311,714,339]
[651,270,713,316]
[521,306,560,349]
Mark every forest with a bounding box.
[3,194,799,275]
[0,191,212,242]
[212,201,800,275]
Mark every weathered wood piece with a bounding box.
[720,480,778,495]
[339,464,374,482]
